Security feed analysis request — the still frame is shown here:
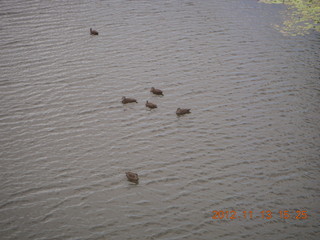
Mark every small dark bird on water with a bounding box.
[176,108,191,116]
[90,28,99,35]
[145,101,157,109]
[150,87,163,96]
[126,172,139,184]
[122,96,138,104]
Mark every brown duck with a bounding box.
[122,96,138,104]
[150,87,163,96]
[145,101,157,109]
[90,28,99,35]
[126,172,139,184]
[176,108,191,116]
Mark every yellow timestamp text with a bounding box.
[211,210,308,220]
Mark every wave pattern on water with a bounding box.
[0,0,319,239]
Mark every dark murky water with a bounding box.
[1,0,319,239]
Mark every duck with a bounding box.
[176,108,191,116]
[122,96,138,104]
[126,172,139,184]
[90,28,99,35]
[150,87,163,96]
[145,101,157,109]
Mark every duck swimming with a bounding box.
[126,172,139,184]
[176,108,191,116]
[150,87,163,96]
[145,101,157,109]
[122,96,138,104]
[90,28,99,35]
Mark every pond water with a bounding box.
[0,0,319,239]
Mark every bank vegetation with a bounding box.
[260,0,320,35]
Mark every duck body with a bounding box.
[145,101,157,109]
[126,172,139,184]
[122,96,138,104]
[90,28,99,35]
[150,87,163,96]
[176,108,191,115]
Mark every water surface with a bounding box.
[0,0,319,239]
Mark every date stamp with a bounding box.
[211,210,308,220]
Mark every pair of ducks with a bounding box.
[122,87,191,116]
[146,87,162,109]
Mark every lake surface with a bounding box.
[0,0,319,239]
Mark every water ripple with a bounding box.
[1,0,319,239]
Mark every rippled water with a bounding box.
[1,0,319,239]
